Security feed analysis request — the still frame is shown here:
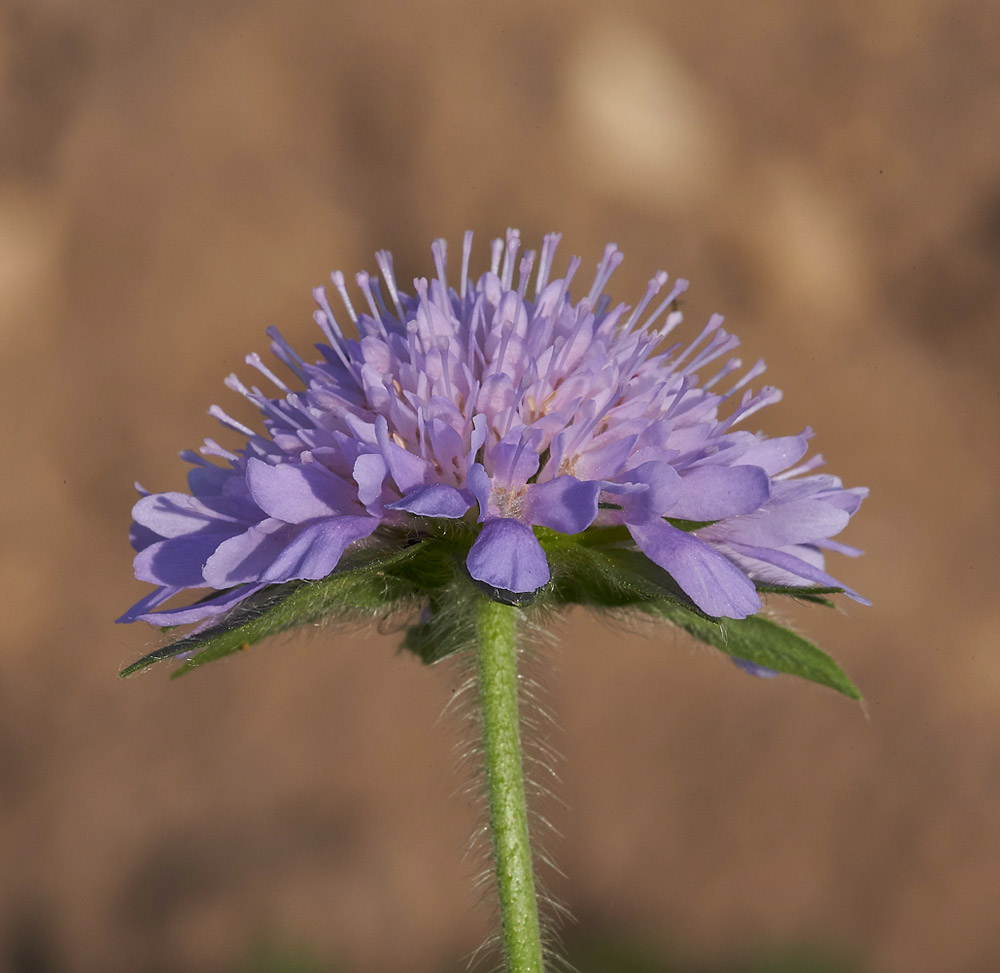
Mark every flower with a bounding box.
[119,230,866,632]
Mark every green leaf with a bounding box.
[535,532,858,697]
[542,541,711,617]
[398,556,487,664]
[755,583,844,607]
[641,599,861,699]
[119,543,428,678]
[663,517,719,532]
[401,590,478,665]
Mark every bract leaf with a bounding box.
[755,583,844,607]
[119,543,427,678]
[642,599,862,699]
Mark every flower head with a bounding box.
[120,231,866,636]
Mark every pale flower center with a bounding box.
[491,485,527,520]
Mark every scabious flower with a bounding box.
[119,230,866,635]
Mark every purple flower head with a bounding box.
[120,230,866,632]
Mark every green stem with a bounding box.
[475,597,545,973]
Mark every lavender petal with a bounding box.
[246,457,355,523]
[466,518,551,593]
[526,475,600,534]
[670,465,771,521]
[202,518,295,587]
[629,519,761,619]
[260,515,380,582]
[386,484,473,519]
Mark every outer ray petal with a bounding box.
[525,476,600,534]
[203,518,294,588]
[260,516,380,582]
[386,484,473,518]
[467,519,550,594]
[628,519,761,619]
[670,465,771,521]
[246,457,355,523]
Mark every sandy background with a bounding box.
[2,2,1000,971]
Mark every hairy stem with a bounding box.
[476,597,545,972]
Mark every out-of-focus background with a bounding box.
[2,2,999,971]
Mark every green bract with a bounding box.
[121,524,859,700]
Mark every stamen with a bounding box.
[460,230,474,301]
[671,313,725,369]
[207,405,258,439]
[500,228,521,291]
[199,438,238,461]
[722,358,767,400]
[265,326,308,382]
[416,405,428,460]
[552,254,581,316]
[245,352,289,391]
[623,270,668,331]
[370,277,392,323]
[587,243,625,304]
[412,278,436,354]
[661,374,698,420]
[224,373,252,398]
[312,310,360,379]
[683,330,741,375]
[329,270,358,324]
[639,278,689,336]
[490,236,504,276]
[547,297,592,380]
[355,271,390,339]
[516,252,535,304]
[778,453,826,479]
[375,249,407,323]
[534,232,562,297]
[702,356,743,390]
[431,238,450,304]
[719,386,782,432]
[312,287,344,343]
[178,449,213,468]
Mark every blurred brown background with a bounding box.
[2,1,999,971]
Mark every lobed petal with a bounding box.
[202,518,294,587]
[375,415,434,493]
[260,515,380,582]
[468,462,492,522]
[488,433,542,490]
[386,484,473,519]
[130,521,161,553]
[353,452,388,508]
[132,491,249,539]
[726,540,870,605]
[707,499,850,548]
[246,458,355,523]
[116,584,182,624]
[466,518,550,593]
[134,532,237,587]
[628,519,761,619]
[128,583,268,627]
[619,460,682,524]
[731,431,811,475]
[525,475,600,534]
[670,465,771,521]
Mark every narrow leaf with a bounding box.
[401,585,479,665]
[643,600,861,699]
[120,543,427,678]
[664,517,719,532]
[756,583,844,608]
